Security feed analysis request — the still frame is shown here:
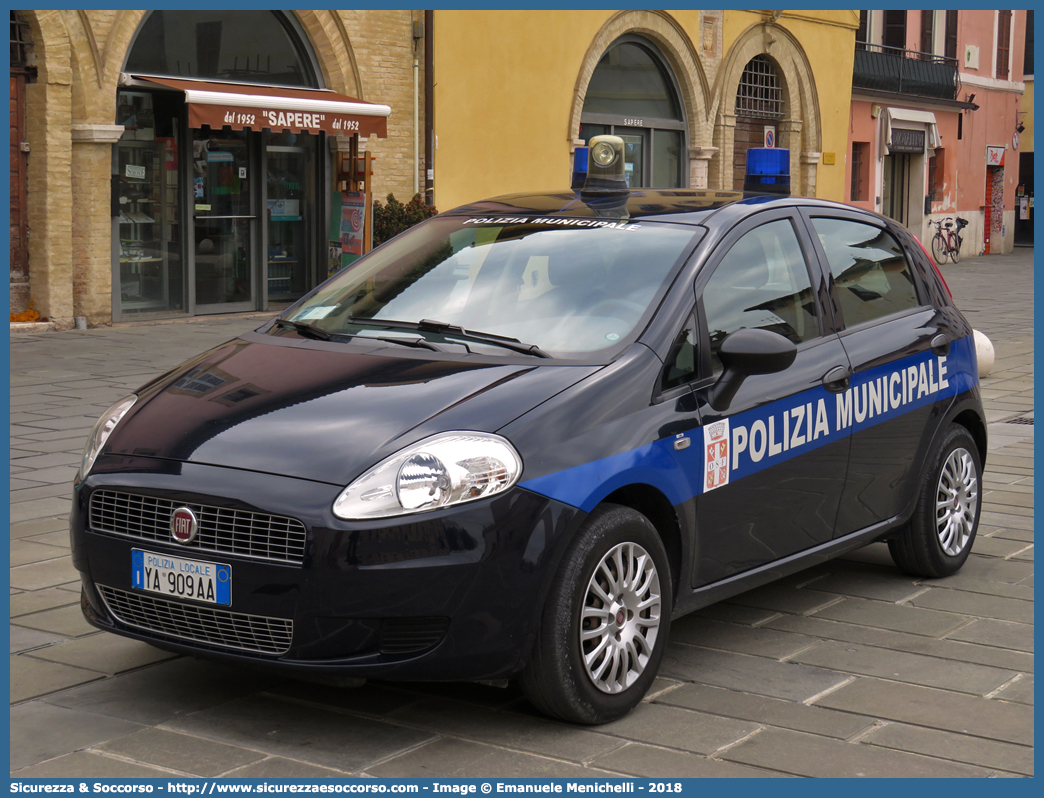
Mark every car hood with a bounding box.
[105,334,599,486]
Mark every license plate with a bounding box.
[131,549,231,606]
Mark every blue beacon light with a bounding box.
[744,147,790,195]
[571,147,589,190]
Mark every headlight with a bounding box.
[333,432,522,520]
[79,395,137,479]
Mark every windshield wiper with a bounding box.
[343,317,552,358]
[354,334,445,352]
[274,318,333,341]
[274,319,447,352]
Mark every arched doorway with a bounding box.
[579,36,688,188]
[713,23,822,196]
[115,12,341,318]
[732,55,783,190]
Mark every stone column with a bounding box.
[25,70,74,327]
[71,124,124,325]
[689,146,719,189]
[778,118,804,195]
[800,152,822,199]
[710,114,736,190]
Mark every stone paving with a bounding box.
[9,251,1033,778]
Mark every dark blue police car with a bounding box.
[72,137,985,724]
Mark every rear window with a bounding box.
[812,218,921,328]
[286,216,700,356]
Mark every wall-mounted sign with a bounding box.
[764,125,776,148]
[986,146,1006,167]
[889,128,925,153]
[1012,131,1020,151]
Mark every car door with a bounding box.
[689,210,853,587]
[800,209,961,537]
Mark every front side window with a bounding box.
[286,218,700,357]
[812,218,921,328]
[702,219,820,373]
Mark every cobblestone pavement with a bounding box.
[10,251,1033,778]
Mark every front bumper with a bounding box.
[72,454,585,681]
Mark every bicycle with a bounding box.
[929,216,968,264]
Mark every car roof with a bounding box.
[444,189,869,228]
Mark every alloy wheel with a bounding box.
[936,447,978,556]
[580,541,662,694]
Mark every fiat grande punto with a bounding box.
[72,139,984,724]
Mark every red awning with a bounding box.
[135,76,389,138]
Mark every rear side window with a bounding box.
[702,219,820,374]
[812,218,921,328]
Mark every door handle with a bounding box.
[930,333,951,356]
[822,365,851,393]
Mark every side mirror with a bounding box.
[707,328,797,411]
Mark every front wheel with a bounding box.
[888,424,981,578]
[931,233,948,265]
[520,504,672,724]
[949,234,961,264]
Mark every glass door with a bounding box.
[264,133,317,306]
[192,129,255,312]
[615,128,648,188]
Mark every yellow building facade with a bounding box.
[432,10,859,210]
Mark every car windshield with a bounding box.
[284,216,700,356]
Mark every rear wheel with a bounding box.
[949,233,961,263]
[931,233,948,265]
[520,504,671,724]
[888,424,981,578]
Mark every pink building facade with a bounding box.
[847,10,1027,256]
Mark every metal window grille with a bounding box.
[11,11,32,66]
[735,55,783,120]
[927,155,938,202]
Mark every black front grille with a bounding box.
[98,585,293,655]
[379,617,449,654]
[90,490,307,565]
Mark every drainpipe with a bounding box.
[413,53,419,195]
[424,9,434,205]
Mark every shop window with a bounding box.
[851,142,870,202]
[580,36,687,188]
[997,11,1012,79]
[116,90,185,315]
[125,11,317,87]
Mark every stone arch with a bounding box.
[20,10,71,84]
[711,21,822,196]
[569,10,714,187]
[293,11,363,98]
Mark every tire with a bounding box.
[931,233,948,265]
[949,234,961,264]
[520,504,672,724]
[888,424,981,578]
